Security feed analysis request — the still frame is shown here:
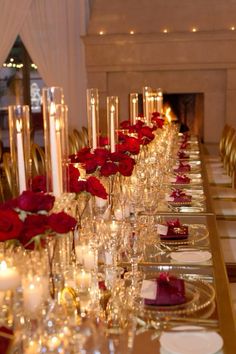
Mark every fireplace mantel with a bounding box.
[83,31,236,142]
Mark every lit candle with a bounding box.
[83,249,96,270]
[76,270,92,290]
[110,105,116,153]
[110,220,119,235]
[0,261,21,291]
[114,208,123,221]
[23,278,44,313]
[95,196,107,208]
[91,97,97,150]
[130,93,138,125]
[16,118,26,193]
[47,336,61,351]
[156,92,163,114]
[49,103,62,196]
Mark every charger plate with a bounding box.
[160,224,209,246]
[136,277,215,318]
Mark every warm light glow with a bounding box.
[231,26,235,31]
[16,119,22,133]
[10,58,14,62]
[132,97,137,104]
[91,97,95,105]
[163,29,168,33]
[55,118,61,132]
[130,30,134,35]
[50,102,56,116]
[0,261,7,270]
[192,27,197,32]
[110,104,115,113]
[166,107,172,123]
[163,103,177,123]
[99,30,104,35]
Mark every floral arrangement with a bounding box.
[70,147,136,177]
[0,190,77,249]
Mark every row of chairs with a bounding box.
[0,127,88,202]
[205,124,236,279]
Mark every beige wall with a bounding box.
[84,1,236,142]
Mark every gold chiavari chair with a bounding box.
[1,152,16,198]
[73,129,84,150]
[31,143,45,176]
[81,126,88,146]
[68,133,78,155]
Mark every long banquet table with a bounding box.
[129,142,236,354]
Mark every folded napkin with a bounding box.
[174,174,191,184]
[174,162,191,173]
[170,189,192,203]
[178,151,189,159]
[159,219,189,240]
[144,273,186,306]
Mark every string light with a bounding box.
[163,29,168,33]
[192,27,197,32]
[2,62,37,69]
[130,30,134,35]
[99,30,104,35]
[230,26,235,31]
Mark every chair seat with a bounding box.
[207,173,231,185]
[210,186,236,199]
[217,220,236,237]
[213,200,236,216]
[221,239,236,263]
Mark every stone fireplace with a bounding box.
[83,1,236,143]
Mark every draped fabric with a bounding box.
[0,0,32,66]
[20,0,88,129]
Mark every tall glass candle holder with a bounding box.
[107,96,119,153]
[142,86,152,124]
[156,88,163,115]
[87,88,99,150]
[42,87,69,196]
[129,93,138,125]
[8,105,31,195]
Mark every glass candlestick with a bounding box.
[8,105,31,195]
[107,96,119,153]
[156,88,163,115]
[129,93,139,125]
[87,88,99,150]
[42,87,69,196]
[142,86,152,124]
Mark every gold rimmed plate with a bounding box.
[136,276,215,319]
[160,224,209,246]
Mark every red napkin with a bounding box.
[144,273,186,306]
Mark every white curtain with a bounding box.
[0,0,32,66]
[20,0,88,129]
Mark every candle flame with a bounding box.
[55,118,61,132]
[111,104,115,113]
[132,98,137,103]
[50,102,56,116]
[91,97,95,105]
[16,119,22,133]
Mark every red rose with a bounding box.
[118,157,135,176]
[86,176,108,199]
[123,136,140,155]
[120,120,131,129]
[133,120,145,132]
[48,212,77,234]
[138,126,155,144]
[31,175,47,193]
[151,115,164,129]
[110,152,126,162]
[100,162,118,177]
[99,136,109,147]
[84,157,98,174]
[94,148,110,159]
[0,209,23,241]
[17,191,55,212]
[69,164,87,193]
[20,214,49,249]
[69,147,91,163]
